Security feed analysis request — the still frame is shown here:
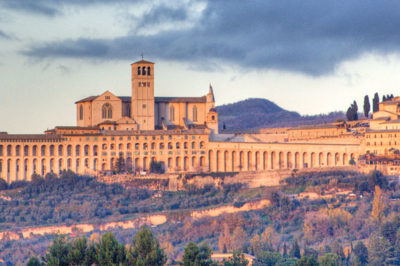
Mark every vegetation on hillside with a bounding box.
[216,98,345,130]
[1,169,400,265]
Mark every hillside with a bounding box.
[216,98,345,130]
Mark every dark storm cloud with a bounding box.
[136,5,188,29]
[1,0,139,16]
[21,0,400,75]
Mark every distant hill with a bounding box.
[216,98,345,130]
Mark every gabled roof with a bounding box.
[155,96,207,103]
[76,95,207,104]
[131,59,154,65]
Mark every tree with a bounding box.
[68,237,96,265]
[0,178,7,190]
[250,234,262,256]
[150,161,164,174]
[43,235,71,266]
[373,93,379,113]
[219,223,231,252]
[289,240,301,259]
[95,232,126,265]
[231,226,248,252]
[115,154,125,173]
[127,226,167,266]
[223,251,248,266]
[363,95,370,118]
[371,185,385,224]
[257,251,282,266]
[346,101,358,121]
[181,241,213,266]
[318,253,340,266]
[27,256,42,266]
[352,242,368,265]
[295,255,319,266]
[368,233,394,265]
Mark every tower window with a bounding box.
[79,105,83,120]
[142,66,146,75]
[102,103,113,119]
[137,66,141,75]
[147,67,151,76]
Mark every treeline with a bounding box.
[0,171,245,229]
[26,226,249,266]
[346,92,395,121]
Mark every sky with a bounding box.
[2,0,400,133]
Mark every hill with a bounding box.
[216,98,345,130]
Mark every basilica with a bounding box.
[1,59,400,183]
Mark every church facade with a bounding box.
[0,59,378,184]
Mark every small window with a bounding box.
[137,66,141,75]
[142,66,146,75]
[142,104,146,109]
[147,67,151,76]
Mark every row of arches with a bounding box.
[0,141,207,158]
[0,155,208,183]
[208,150,355,172]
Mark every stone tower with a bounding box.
[131,60,155,130]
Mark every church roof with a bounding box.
[131,59,155,64]
[75,95,207,104]
[155,96,207,103]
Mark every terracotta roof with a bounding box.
[155,96,207,103]
[98,120,117,125]
[75,96,98,104]
[366,129,400,133]
[75,95,207,104]
[102,129,208,136]
[0,134,62,141]
[289,123,342,130]
[131,59,155,65]
[381,119,400,124]
[54,126,99,130]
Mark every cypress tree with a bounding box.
[363,95,370,118]
[373,93,380,113]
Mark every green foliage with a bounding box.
[43,235,71,266]
[346,101,358,121]
[352,241,368,265]
[68,237,95,265]
[373,92,379,113]
[257,251,282,266]
[115,154,125,173]
[95,232,126,265]
[181,241,214,266]
[368,233,394,265]
[363,95,370,118]
[0,177,7,190]
[289,240,301,259]
[127,226,167,266]
[27,256,42,266]
[150,161,165,174]
[318,253,340,266]
[223,251,248,266]
[295,255,319,266]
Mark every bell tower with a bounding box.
[131,59,155,130]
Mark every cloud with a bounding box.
[0,30,11,39]
[21,0,400,75]
[1,0,139,16]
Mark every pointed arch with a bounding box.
[102,103,112,119]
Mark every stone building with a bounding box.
[0,59,367,184]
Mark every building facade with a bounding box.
[0,59,372,184]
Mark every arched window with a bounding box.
[79,105,83,120]
[193,106,198,122]
[147,66,151,76]
[102,103,112,119]
[137,66,141,75]
[142,66,146,75]
[170,106,175,121]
